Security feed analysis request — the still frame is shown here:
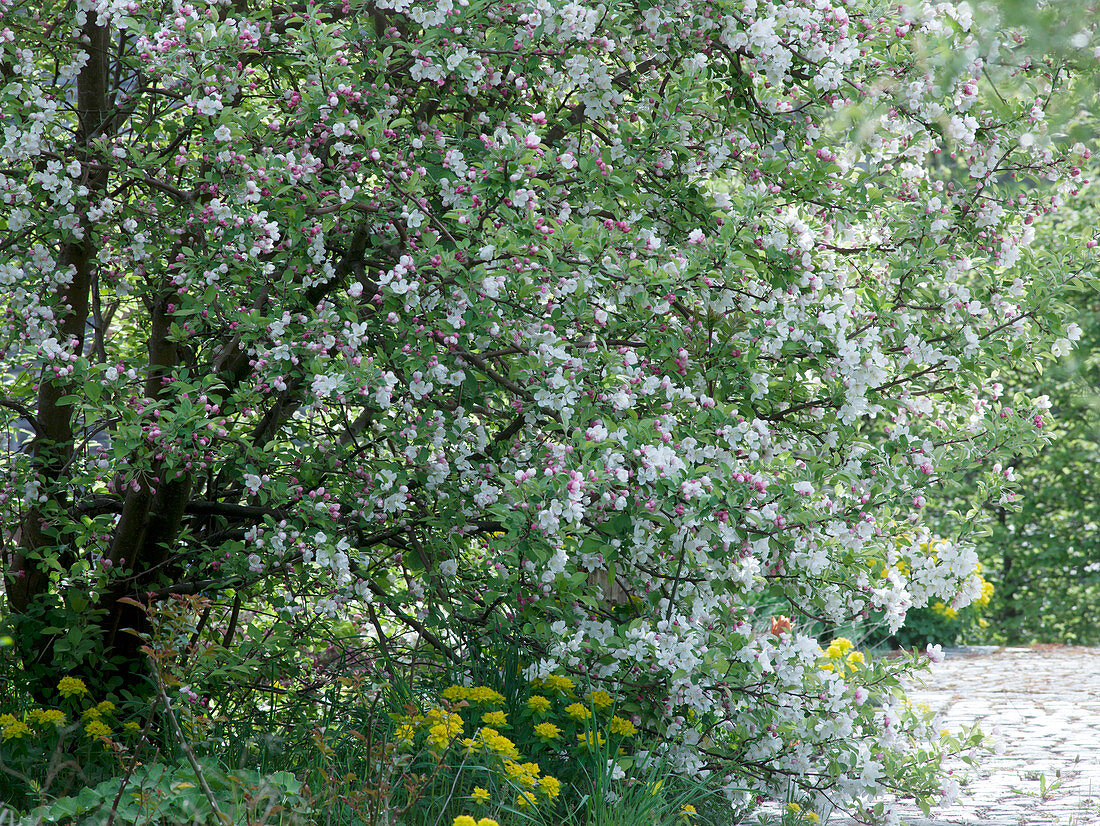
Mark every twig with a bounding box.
[0,396,41,435]
[150,662,230,825]
[106,703,161,826]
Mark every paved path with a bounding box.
[891,646,1100,826]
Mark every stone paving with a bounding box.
[886,646,1100,826]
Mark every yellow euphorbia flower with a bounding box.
[609,716,637,736]
[534,721,561,740]
[540,774,561,799]
[533,674,575,695]
[1,715,31,741]
[503,759,540,788]
[442,685,469,702]
[58,676,88,698]
[587,689,613,709]
[564,702,591,722]
[474,728,519,760]
[825,637,853,658]
[466,686,505,705]
[424,710,464,751]
[84,720,111,738]
[28,709,66,727]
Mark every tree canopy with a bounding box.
[1,0,1096,820]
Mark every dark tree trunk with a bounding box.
[6,17,111,695]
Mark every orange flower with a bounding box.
[770,615,793,636]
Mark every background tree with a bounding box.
[932,193,1100,646]
[912,46,1100,648]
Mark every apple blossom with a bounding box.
[0,0,1094,820]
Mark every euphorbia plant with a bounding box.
[0,0,1094,820]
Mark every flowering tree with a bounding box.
[0,0,1092,819]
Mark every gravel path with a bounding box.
[889,646,1100,826]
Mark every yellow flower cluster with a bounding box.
[503,759,541,788]
[84,700,116,720]
[84,720,111,738]
[460,731,561,808]
[608,716,637,736]
[824,638,853,659]
[6,695,120,742]
[819,638,868,674]
[27,708,66,727]
[531,674,575,695]
[539,774,561,798]
[468,686,506,705]
[394,719,418,744]
[503,759,561,805]
[464,727,520,760]
[787,803,820,821]
[418,673,635,812]
[425,709,465,751]
[586,689,613,709]
[440,684,507,705]
[58,676,89,698]
[975,576,995,608]
[441,685,469,702]
[534,721,561,740]
[0,713,31,741]
[930,600,958,619]
[453,817,499,826]
[393,707,465,751]
[564,702,591,722]
[526,694,551,713]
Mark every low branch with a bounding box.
[74,495,288,521]
[0,396,41,435]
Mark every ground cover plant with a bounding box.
[0,0,1097,822]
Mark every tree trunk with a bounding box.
[6,17,110,692]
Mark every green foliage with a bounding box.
[891,567,996,648]
[927,177,1100,646]
[968,306,1100,645]
[18,765,310,825]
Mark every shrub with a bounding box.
[0,0,1095,821]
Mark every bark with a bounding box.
[98,287,192,683]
